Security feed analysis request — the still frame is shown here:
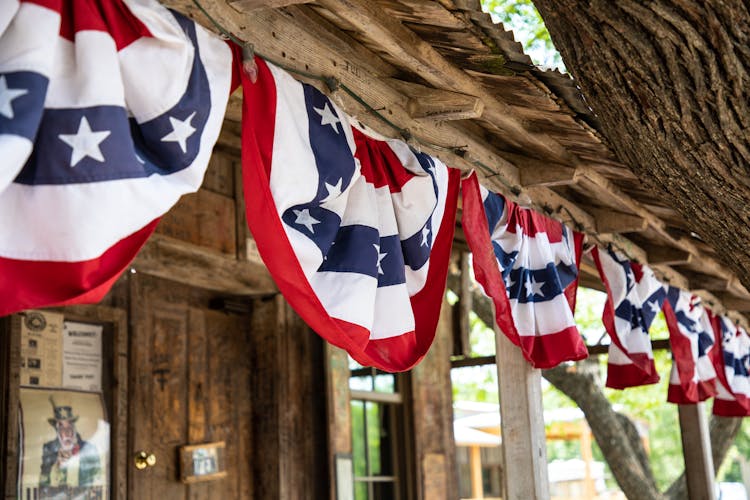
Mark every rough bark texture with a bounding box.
[453,278,742,500]
[543,364,663,500]
[532,0,750,289]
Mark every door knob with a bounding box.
[134,451,157,470]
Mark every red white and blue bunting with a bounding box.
[1,2,750,402]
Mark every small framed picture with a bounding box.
[179,442,227,483]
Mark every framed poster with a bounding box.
[179,442,227,483]
[18,387,110,500]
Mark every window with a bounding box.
[349,360,413,500]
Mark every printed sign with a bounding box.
[20,311,64,388]
[62,322,104,392]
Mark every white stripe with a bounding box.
[337,175,380,230]
[310,271,377,330]
[608,343,637,366]
[0,19,232,261]
[0,3,58,75]
[613,316,653,355]
[0,0,20,38]
[510,294,576,337]
[0,135,31,192]
[405,156,449,293]
[46,33,125,109]
[371,282,415,339]
[495,229,575,270]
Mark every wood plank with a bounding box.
[249,296,328,499]
[325,345,352,500]
[316,0,577,165]
[132,233,276,296]
[716,294,750,312]
[644,244,694,265]
[156,189,237,256]
[411,297,458,500]
[229,0,309,9]
[203,152,235,197]
[678,403,716,500]
[520,164,580,187]
[187,308,211,500]
[496,326,550,500]
[458,252,472,357]
[387,78,484,121]
[2,315,21,500]
[689,273,731,292]
[589,208,648,234]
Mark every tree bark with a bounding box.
[532,0,750,289]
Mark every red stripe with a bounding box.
[462,174,519,347]
[503,199,564,242]
[23,0,62,11]
[713,398,750,417]
[518,326,588,369]
[0,220,157,316]
[606,357,660,390]
[668,382,699,404]
[59,0,151,49]
[353,128,417,192]
[241,58,458,371]
[663,300,698,396]
[462,173,586,368]
[564,231,584,313]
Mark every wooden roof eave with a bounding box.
[163,0,750,326]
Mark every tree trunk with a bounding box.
[532,0,750,289]
[543,364,664,500]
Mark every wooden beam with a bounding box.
[689,273,731,292]
[458,252,472,357]
[678,403,717,500]
[469,446,484,500]
[589,208,648,234]
[387,79,484,121]
[316,0,578,165]
[495,326,550,500]
[229,0,309,10]
[520,164,580,187]
[716,294,750,313]
[644,244,694,266]
[133,234,277,295]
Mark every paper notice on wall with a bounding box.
[62,321,103,392]
[20,310,64,387]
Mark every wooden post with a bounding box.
[678,403,716,500]
[580,426,596,499]
[469,445,484,500]
[495,328,550,500]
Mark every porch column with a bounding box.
[495,328,550,500]
[678,402,716,500]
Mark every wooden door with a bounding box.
[128,275,253,499]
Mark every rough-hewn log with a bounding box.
[533,0,750,291]
[387,79,484,121]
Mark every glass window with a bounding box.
[349,357,410,500]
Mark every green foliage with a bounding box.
[481,0,563,69]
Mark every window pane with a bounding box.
[373,481,396,500]
[350,375,374,392]
[366,402,381,475]
[373,374,395,393]
[354,481,369,500]
[351,400,368,478]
